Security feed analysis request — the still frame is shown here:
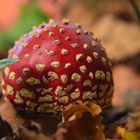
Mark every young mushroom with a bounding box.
[1,19,114,115]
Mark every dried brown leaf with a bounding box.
[62,103,105,140]
[0,98,24,133]
[52,128,67,140]
[18,127,53,140]
[63,103,102,121]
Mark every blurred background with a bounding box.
[0,0,140,108]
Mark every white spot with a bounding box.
[83,91,97,100]
[22,68,30,75]
[59,28,65,33]
[61,49,69,55]
[45,49,55,56]
[64,63,71,68]
[8,72,16,80]
[89,72,94,79]
[87,56,92,63]
[75,29,80,34]
[16,77,23,84]
[70,88,80,99]
[79,65,87,73]
[58,96,69,103]
[26,77,40,85]
[19,88,35,99]
[34,44,40,50]
[76,53,83,61]
[91,40,97,47]
[48,71,58,81]
[71,43,79,48]
[106,71,111,82]
[65,36,71,41]
[35,64,45,72]
[102,57,107,65]
[24,54,30,58]
[49,32,55,37]
[62,18,70,24]
[93,52,98,59]
[95,70,105,80]
[53,40,60,45]
[55,86,66,96]
[51,61,60,68]
[71,73,81,82]
[6,85,14,95]
[83,80,92,87]
[83,43,88,49]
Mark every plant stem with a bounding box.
[129,0,140,23]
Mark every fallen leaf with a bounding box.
[18,126,53,140]
[63,103,102,121]
[62,103,105,140]
[52,128,67,140]
[0,98,24,133]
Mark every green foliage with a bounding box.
[0,0,48,55]
[0,58,19,70]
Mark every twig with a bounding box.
[129,0,140,23]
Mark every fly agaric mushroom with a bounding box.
[1,19,114,115]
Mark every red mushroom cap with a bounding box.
[1,19,114,114]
